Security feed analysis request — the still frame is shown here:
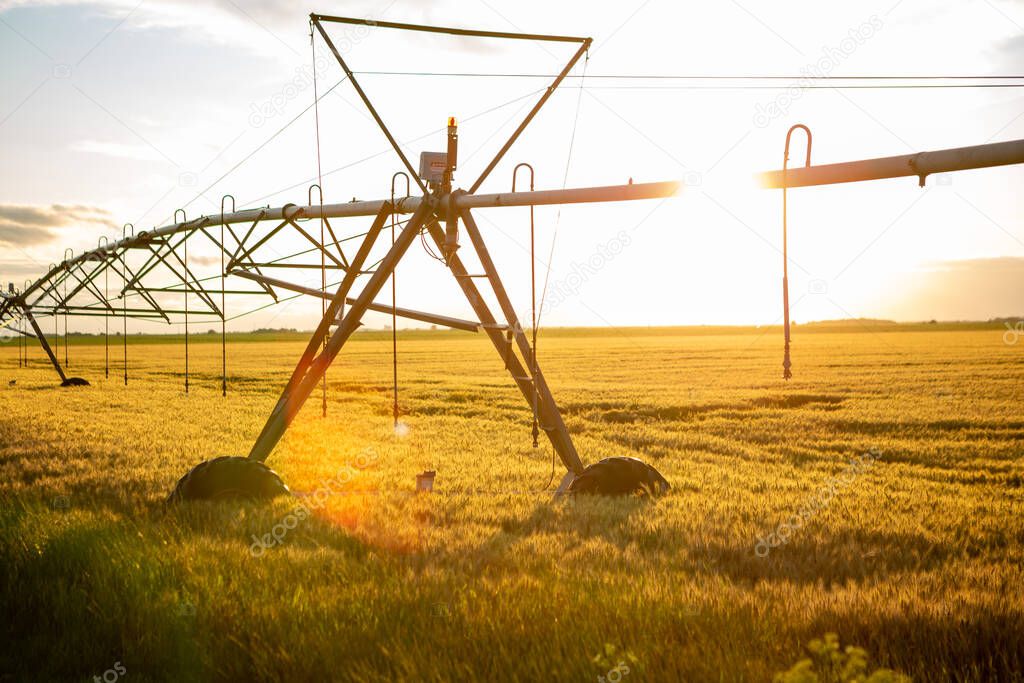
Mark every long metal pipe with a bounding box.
[11,139,1021,315]
[759,138,1024,189]
[457,180,679,209]
[19,180,680,299]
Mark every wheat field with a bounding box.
[0,323,1021,681]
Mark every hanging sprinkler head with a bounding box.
[781,123,812,381]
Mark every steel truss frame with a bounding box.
[247,13,597,478]
[3,13,1023,489]
[0,13,677,483]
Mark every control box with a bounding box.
[418,151,448,184]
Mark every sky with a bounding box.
[1,0,1022,333]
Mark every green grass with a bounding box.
[0,324,1021,681]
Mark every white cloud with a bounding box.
[70,139,165,162]
[0,0,411,55]
[0,203,115,246]
[0,0,290,57]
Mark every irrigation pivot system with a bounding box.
[3,13,1024,500]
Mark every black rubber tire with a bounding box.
[167,456,291,504]
[60,377,90,387]
[567,456,670,496]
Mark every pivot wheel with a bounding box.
[567,456,670,496]
[167,456,291,503]
[60,377,90,387]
